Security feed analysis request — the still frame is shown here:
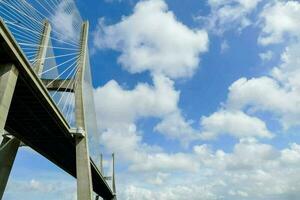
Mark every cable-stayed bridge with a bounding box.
[0,0,116,199]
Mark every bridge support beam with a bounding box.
[0,63,19,199]
[75,22,93,200]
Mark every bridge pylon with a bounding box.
[74,21,93,200]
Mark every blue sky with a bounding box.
[4,0,300,199]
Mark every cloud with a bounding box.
[5,178,76,200]
[51,1,81,41]
[271,42,300,92]
[95,76,196,173]
[258,1,300,45]
[117,139,300,200]
[122,184,218,200]
[9,139,300,200]
[129,152,198,173]
[94,74,179,128]
[94,73,200,146]
[221,1,300,129]
[93,0,209,79]
[147,172,169,185]
[93,1,300,199]
[227,75,300,129]
[220,40,229,53]
[202,0,263,33]
[154,112,200,146]
[193,138,279,172]
[94,74,200,172]
[200,110,273,140]
[100,122,198,173]
[259,50,273,61]
[194,139,300,199]
[227,76,291,111]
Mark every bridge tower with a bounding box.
[37,21,94,200]
[38,21,94,200]
[74,21,94,200]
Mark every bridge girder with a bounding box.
[42,78,75,93]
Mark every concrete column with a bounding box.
[100,153,103,174]
[112,153,116,200]
[0,63,19,199]
[0,137,20,199]
[34,21,51,76]
[75,133,93,200]
[75,22,93,200]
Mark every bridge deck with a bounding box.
[0,20,114,199]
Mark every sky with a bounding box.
[3,0,300,199]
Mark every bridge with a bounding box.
[0,0,116,199]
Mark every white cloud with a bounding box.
[227,76,291,111]
[200,110,273,140]
[147,172,169,185]
[194,138,278,171]
[94,74,200,172]
[9,139,300,200]
[204,0,263,33]
[129,152,198,173]
[94,1,300,198]
[94,74,179,128]
[94,73,200,146]
[117,139,300,200]
[123,185,155,200]
[258,1,300,45]
[5,178,76,200]
[191,139,300,199]
[122,184,218,200]
[101,124,144,162]
[220,40,229,53]
[223,1,300,129]
[222,138,279,171]
[154,112,200,146]
[227,75,300,129]
[281,143,300,165]
[51,1,80,41]
[259,50,273,61]
[93,0,209,79]
[208,0,261,9]
[271,43,300,92]
[100,122,199,173]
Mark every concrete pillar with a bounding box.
[100,153,103,174]
[34,21,51,76]
[75,133,93,200]
[0,63,19,199]
[0,137,20,199]
[0,64,18,132]
[112,153,116,200]
[75,22,93,200]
